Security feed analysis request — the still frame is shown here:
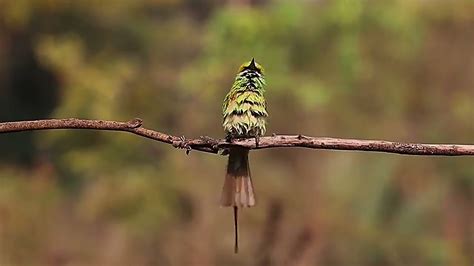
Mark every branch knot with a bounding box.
[127,118,143,128]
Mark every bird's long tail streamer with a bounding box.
[234,206,238,253]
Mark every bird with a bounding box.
[221,58,268,253]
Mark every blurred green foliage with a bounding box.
[0,0,473,265]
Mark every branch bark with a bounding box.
[0,118,473,156]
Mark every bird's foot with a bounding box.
[225,134,236,143]
[254,135,260,148]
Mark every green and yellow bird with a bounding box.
[221,58,267,253]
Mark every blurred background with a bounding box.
[0,0,473,265]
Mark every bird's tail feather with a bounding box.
[221,147,255,253]
[220,148,255,207]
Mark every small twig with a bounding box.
[0,118,473,156]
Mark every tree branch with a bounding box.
[0,118,473,156]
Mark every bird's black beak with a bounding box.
[248,58,257,70]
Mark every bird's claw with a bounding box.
[225,134,234,143]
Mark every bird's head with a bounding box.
[238,58,264,75]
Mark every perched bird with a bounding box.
[221,58,268,253]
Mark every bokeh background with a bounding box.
[0,0,473,265]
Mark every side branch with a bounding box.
[0,118,473,156]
